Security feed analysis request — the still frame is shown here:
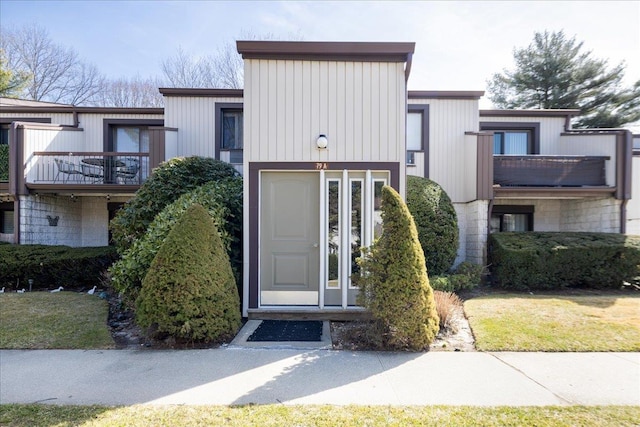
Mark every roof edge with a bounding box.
[480,109,581,117]
[159,88,244,97]
[236,41,415,62]
[408,90,484,100]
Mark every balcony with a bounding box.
[493,155,608,187]
[23,151,149,195]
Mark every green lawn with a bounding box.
[0,292,115,349]
[1,404,639,427]
[464,292,640,351]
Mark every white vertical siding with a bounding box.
[409,98,480,203]
[244,58,406,166]
[22,128,85,183]
[163,96,241,157]
[0,112,73,125]
[556,134,617,186]
[627,156,640,235]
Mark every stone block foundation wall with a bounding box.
[19,195,130,247]
[454,200,489,267]
[559,197,621,233]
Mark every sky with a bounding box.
[1,0,639,108]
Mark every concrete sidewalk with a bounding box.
[1,349,638,406]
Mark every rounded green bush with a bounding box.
[136,204,241,343]
[405,175,459,275]
[110,178,242,304]
[355,185,439,351]
[110,156,239,253]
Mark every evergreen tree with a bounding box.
[488,30,640,128]
[355,185,439,351]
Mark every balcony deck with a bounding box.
[23,151,148,195]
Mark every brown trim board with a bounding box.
[408,104,429,178]
[159,88,244,98]
[237,41,415,62]
[247,161,400,309]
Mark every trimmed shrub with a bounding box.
[110,156,239,253]
[406,175,459,275]
[355,185,439,351]
[430,262,484,292]
[136,204,241,343]
[110,178,242,304]
[489,232,640,290]
[0,244,117,290]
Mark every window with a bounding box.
[407,105,429,176]
[481,122,540,155]
[407,111,423,165]
[0,203,14,234]
[490,205,534,233]
[493,131,531,155]
[222,110,243,164]
[0,125,9,183]
[113,127,149,153]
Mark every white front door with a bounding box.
[259,170,389,308]
[260,172,320,305]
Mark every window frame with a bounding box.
[490,205,534,232]
[215,103,244,164]
[407,104,430,177]
[480,122,540,155]
[103,119,163,152]
[0,202,15,234]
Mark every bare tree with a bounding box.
[161,32,301,89]
[0,23,104,105]
[99,75,164,108]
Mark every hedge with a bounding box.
[405,175,459,275]
[489,232,640,290]
[0,244,118,290]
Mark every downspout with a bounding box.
[620,199,628,234]
[72,108,79,128]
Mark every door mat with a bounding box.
[247,320,323,342]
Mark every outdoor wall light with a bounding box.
[316,134,328,149]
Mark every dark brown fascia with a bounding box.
[159,88,244,98]
[408,91,485,100]
[480,109,580,118]
[236,41,415,62]
[0,106,163,114]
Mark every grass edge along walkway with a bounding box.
[1,404,639,427]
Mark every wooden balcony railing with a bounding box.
[28,152,149,186]
[493,155,609,187]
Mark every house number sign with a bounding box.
[316,162,329,170]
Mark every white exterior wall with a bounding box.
[163,96,242,158]
[409,98,480,203]
[19,195,129,247]
[456,200,489,265]
[560,198,621,233]
[556,134,618,186]
[19,195,83,246]
[0,112,73,125]
[628,156,640,235]
[22,127,85,183]
[243,59,406,171]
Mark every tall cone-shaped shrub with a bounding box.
[355,185,439,350]
[136,204,241,343]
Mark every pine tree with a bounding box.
[488,30,640,128]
